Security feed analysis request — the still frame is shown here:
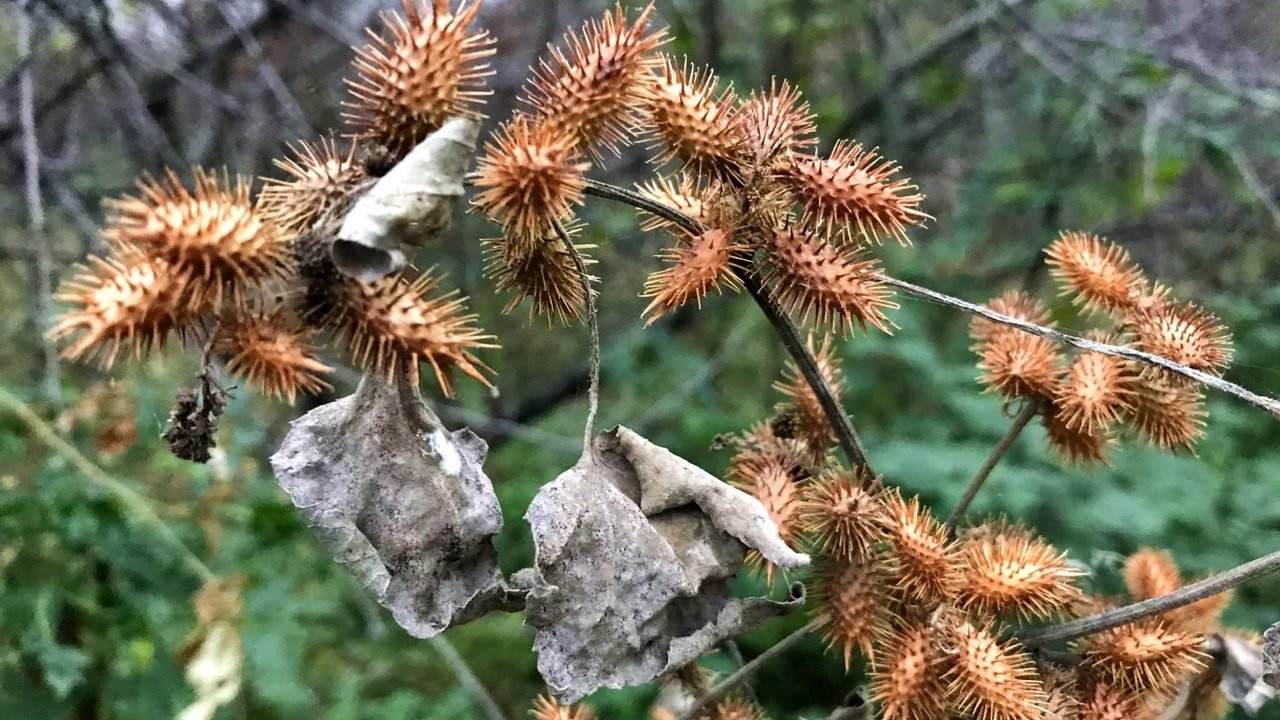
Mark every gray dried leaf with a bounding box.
[1212,632,1278,714]
[523,427,806,703]
[269,366,508,638]
[334,116,480,282]
[1265,622,1279,689]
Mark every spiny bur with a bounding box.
[1131,301,1232,380]
[738,79,817,169]
[473,117,590,245]
[763,227,898,336]
[943,620,1049,720]
[640,55,746,181]
[259,136,369,234]
[1055,347,1135,435]
[772,334,845,452]
[641,228,747,323]
[215,309,333,404]
[1041,399,1110,466]
[1079,618,1208,692]
[798,468,886,563]
[483,228,594,323]
[530,694,595,720]
[870,619,950,720]
[813,555,893,670]
[882,489,958,604]
[953,522,1085,621]
[1044,231,1146,317]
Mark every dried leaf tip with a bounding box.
[216,309,333,404]
[641,228,746,323]
[345,0,496,158]
[764,228,898,336]
[472,117,589,242]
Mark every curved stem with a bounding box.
[581,179,873,471]
[676,618,820,720]
[553,219,600,458]
[945,397,1041,530]
[1019,548,1280,646]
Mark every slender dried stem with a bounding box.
[676,619,820,720]
[1020,548,1280,646]
[427,635,509,720]
[552,219,600,457]
[945,397,1041,530]
[881,275,1280,420]
[580,179,873,471]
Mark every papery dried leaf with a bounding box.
[270,366,510,638]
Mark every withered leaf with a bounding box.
[269,365,509,638]
[1210,632,1278,714]
[523,426,807,702]
[1265,622,1278,689]
[334,116,480,281]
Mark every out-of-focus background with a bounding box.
[1,0,1279,717]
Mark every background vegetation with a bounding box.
[1,0,1278,717]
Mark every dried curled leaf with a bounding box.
[269,365,510,638]
[522,426,807,702]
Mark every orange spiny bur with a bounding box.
[483,228,592,323]
[1079,619,1208,692]
[634,174,722,232]
[521,2,668,157]
[732,457,804,584]
[772,334,844,452]
[1041,400,1110,465]
[1077,679,1147,720]
[641,228,747,323]
[953,522,1085,621]
[640,55,745,180]
[798,468,886,563]
[472,117,589,243]
[738,79,816,169]
[332,270,496,396]
[259,136,368,235]
[1122,375,1206,452]
[1131,302,1232,380]
[1044,231,1146,316]
[1124,548,1182,601]
[102,168,291,311]
[969,290,1053,345]
[216,309,333,404]
[530,694,595,720]
[1055,348,1135,435]
[345,0,495,158]
[882,489,958,604]
[763,228,898,336]
[1039,668,1081,720]
[781,140,930,246]
[943,620,1048,720]
[976,330,1063,401]
[50,253,194,368]
[870,620,950,720]
[727,420,823,484]
[813,555,892,670]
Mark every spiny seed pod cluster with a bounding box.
[470,2,928,332]
[52,0,502,403]
[971,231,1232,464]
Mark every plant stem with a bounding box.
[1019,548,1280,646]
[428,635,509,720]
[0,386,216,583]
[580,179,873,471]
[553,219,600,457]
[676,619,819,720]
[945,397,1041,530]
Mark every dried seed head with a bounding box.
[640,55,746,180]
[215,309,333,404]
[727,420,824,484]
[259,136,369,235]
[954,522,1085,621]
[970,290,1053,345]
[483,228,593,323]
[1077,679,1144,720]
[977,331,1064,400]
[781,140,930,246]
[332,270,496,396]
[50,253,194,368]
[1131,303,1232,380]
[870,620,950,720]
[738,79,817,168]
[813,555,892,670]
[943,620,1048,720]
[1080,619,1208,692]
[882,489,958,604]
[1044,231,1146,316]
[634,174,727,232]
[1041,400,1110,465]
[641,228,747,323]
[764,227,898,336]
[1124,548,1181,601]
[772,334,844,452]
[472,117,589,242]
[103,169,291,311]
[712,697,768,720]
[345,0,495,158]
[1039,668,1081,720]
[798,468,886,562]
[531,694,595,720]
[1055,350,1135,435]
[1122,376,1206,453]
[521,2,668,157]
[732,458,803,583]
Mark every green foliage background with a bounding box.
[1,0,1278,718]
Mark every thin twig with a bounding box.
[720,640,759,706]
[882,275,1280,420]
[0,386,216,583]
[580,179,873,471]
[677,619,819,720]
[945,397,1041,529]
[552,219,600,457]
[427,635,509,720]
[1020,549,1280,646]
